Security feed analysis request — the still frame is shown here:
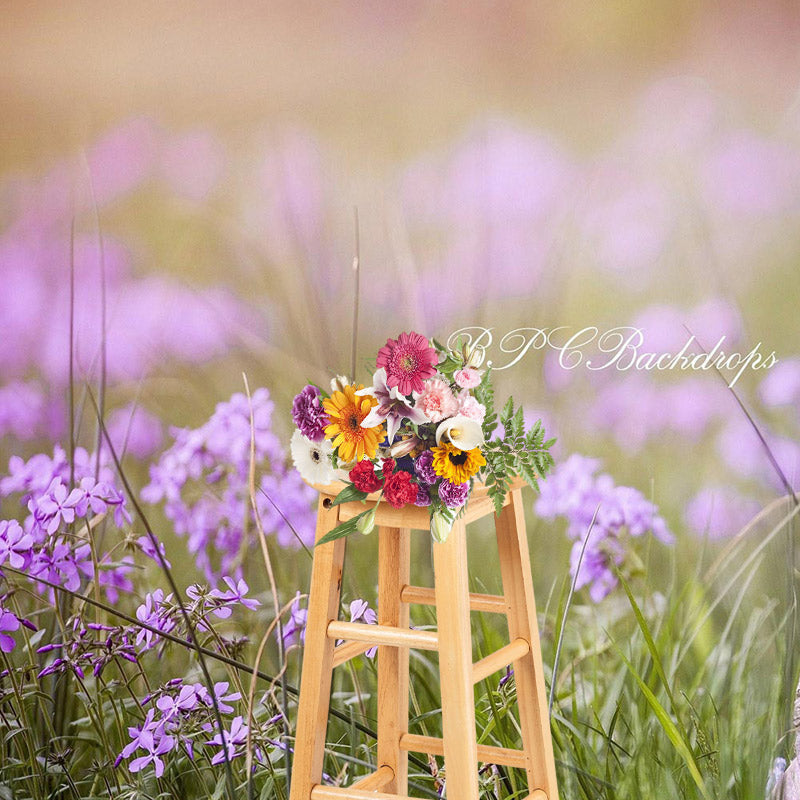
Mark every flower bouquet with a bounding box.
[290,331,555,544]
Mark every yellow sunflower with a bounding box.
[431,443,486,484]
[322,384,383,463]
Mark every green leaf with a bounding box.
[331,484,369,506]
[616,646,712,800]
[315,509,373,546]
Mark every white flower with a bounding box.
[290,430,336,485]
[435,415,484,451]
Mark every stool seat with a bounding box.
[289,478,560,800]
[308,476,527,530]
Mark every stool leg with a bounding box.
[432,518,480,800]
[290,498,347,800]
[377,526,410,793]
[496,489,559,800]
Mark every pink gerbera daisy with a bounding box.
[376,332,438,395]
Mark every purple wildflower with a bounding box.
[0,608,21,653]
[0,519,34,569]
[292,385,329,442]
[206,716,249,765]
[209,577,260,615]
[281,592,307,648]
[348,599,378,659]
[33,478,85,534]
[118,709,175,777]
[438,479,470,509]
[135,589,176,650]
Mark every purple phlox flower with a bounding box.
[29,541,92,596]
[136,535,172,567]
[141,388,306,581]
[281,591,307,648]
[118,709,176,777]
[0,519,34,569]
[37,650,92,679]
[135,589,176,650]
[292,384,329,442]
[438,479,470,509]
[156,683,203,719]
[206,715,249,765]
[346,599,378,658]
[414,450,437,486]
[498,666,514,689]
[33,478,85,534]
[0,608,21,653]
[209,577,260,616]
[356,368,428,443]
[199,681,242,714]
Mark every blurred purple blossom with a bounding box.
[760,358,800,409]
[143,388,315,580]
[536,453,673,600]
[159,128,225,203]
[684,486,762,540]
[105,404,164,460]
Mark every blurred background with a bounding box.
[3,1,800,536]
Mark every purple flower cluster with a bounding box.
[0,119,257,444]
[142,388,316,580]
[0,445,140,602]
[116,678,269,776]
[536,454,673,601]
[134,578,259,652]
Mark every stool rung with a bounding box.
[351,765,394,790]
[327,620,439,651]
[400,584,507,614]
[310,786,420,800]
[332,640,373,667]
[472,637,530,684]
[399,733,527,768]
[526,792,548,800]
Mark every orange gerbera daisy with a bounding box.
[323,384,383,463]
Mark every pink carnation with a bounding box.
[457,393,486,424]
[417,379,458,423]
[454,368,482,389]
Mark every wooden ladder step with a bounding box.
[350,765,394,790]
[399,733,528,769]
[400,584,507,614]
[326,620,439,651]
[472,637,530,684]
[310,786,421,800]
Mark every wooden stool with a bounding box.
[289,477,559,800]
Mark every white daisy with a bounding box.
[290,430,336,485]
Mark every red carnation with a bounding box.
[383,470,418,509]
[381,458,396,479]
[349,459,384,493]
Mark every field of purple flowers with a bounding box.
[1,74,799,798]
